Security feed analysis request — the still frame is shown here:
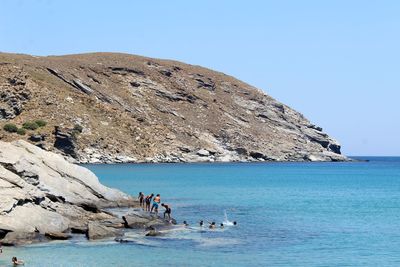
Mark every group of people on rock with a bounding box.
[138,192,237,229]
[138,192,172,220]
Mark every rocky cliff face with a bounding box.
[0,52,347,162]
[0,140,175,245]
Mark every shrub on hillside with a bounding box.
[22,121,39,130]
[73,124,83,133]
[35,120,47,127]
[3,123,18,133]
[16,128,26,135]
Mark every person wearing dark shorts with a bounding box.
[161,203,172,220]
[145,193,154,212]
[138,192,145,208]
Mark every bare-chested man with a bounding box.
[151,194,161,214]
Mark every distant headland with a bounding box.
[0,52,347,163]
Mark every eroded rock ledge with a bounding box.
[0,140,171,245]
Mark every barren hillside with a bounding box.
[0,52,346,163]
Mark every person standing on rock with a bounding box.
[138,192,145,209]
[151,194,161,214]
[161,203,172,220]
[145,193,154,212]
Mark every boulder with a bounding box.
[86,222,121,240]
[45,232,71,240]
[29,134,46,142]
[1,232,48,246]
[196,149,210,157]
[122,212,159,228]
[122,212,176,229]
[53,126,78,158]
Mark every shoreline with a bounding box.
[78,157,361,165]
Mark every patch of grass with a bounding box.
[22,121,39,130]
[3,123,18,133]
[35,120,47,127]
[16,128,26,135]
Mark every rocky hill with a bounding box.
[0,52,346,163]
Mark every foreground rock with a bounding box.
[0,140,137,245]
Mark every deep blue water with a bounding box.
[1,157,400,266]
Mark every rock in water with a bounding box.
[86,222,121,240]
[0,140,135,245]
[0,52,347,163]
[45,232,71,240]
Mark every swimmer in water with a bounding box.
[183,221,189,226]
[199,220,204,227]
[12,257,24,265]
[209,222,216,229]
[233,221,237,225]
[220,223,224,228]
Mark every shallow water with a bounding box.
[1,157,400,266]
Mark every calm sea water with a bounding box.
[1,157,400,267]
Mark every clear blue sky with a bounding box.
[1,0,399,156]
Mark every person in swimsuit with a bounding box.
[12,257,24,265]
[199,220,204,227]
[138,192,145,208]
[145,193,154,212]
[220,223,224,228]
[183,221,189,226]
[151,194,161,214]
[161,203,172,220]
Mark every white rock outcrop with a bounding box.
[0,140,134,241]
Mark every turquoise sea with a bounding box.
[1,157,400,267]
